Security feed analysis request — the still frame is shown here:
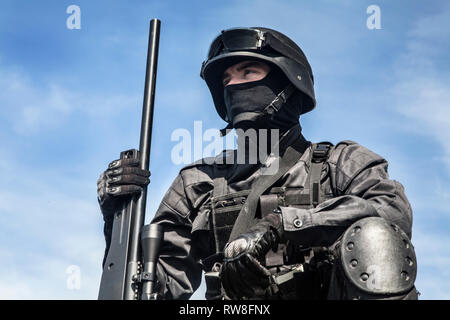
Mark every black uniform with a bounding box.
[99,27,418,300]
[144,124,416,299]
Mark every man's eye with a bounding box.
[244,69,260,77]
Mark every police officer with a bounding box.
[97,27,418,300]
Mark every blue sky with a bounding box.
[0,0,449,299]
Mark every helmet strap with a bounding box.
[262,84,295,119]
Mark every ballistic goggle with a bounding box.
[201,28,306,78]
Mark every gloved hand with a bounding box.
[97,155,150,218]
[220,212,284,299]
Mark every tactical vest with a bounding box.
[202,142,335,300]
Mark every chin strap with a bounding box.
[219,84,296,137]
[262,84,296,117]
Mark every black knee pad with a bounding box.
[339,217,417,296]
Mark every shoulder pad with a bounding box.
[327,140,358,163]
[179,149,236,172]
[335,140,357,148]
[337,141,384,163]
[331,141,387,192]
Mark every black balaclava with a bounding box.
[223,65,302,135]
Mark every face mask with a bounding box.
[223,68,301,132]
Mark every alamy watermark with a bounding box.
[66,265,81,290]
[367,5,381,30]
[66,5,81,30]
[171,121,280,175]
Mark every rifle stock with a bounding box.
[98,18,162,300]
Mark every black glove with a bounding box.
[220,213,283,299]
[97,156,150,218]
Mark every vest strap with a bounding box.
[309,142,333,208]
[228,138,310,242]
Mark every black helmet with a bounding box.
[200,27,316,123]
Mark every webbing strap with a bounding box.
[308,143,333,207]
[262,84,296,117]
[213,175,227,198]
[228,139,310,242]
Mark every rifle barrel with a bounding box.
[124,18,161,299]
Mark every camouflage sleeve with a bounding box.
[150,173,203,300]
[280,142,413,246]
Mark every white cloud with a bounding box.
[393,79,450,168]
[0,64,140,136]
[389,4,450,300]
[0,145,104,299]
[413,231,450,299]
[0,68,71,135]
[392,4,450,173]
[0,189,104,299]
[0,250,102,300]
[0,141,187,299]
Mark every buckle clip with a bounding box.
[312,144,330,163]
[256,31,266,49]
